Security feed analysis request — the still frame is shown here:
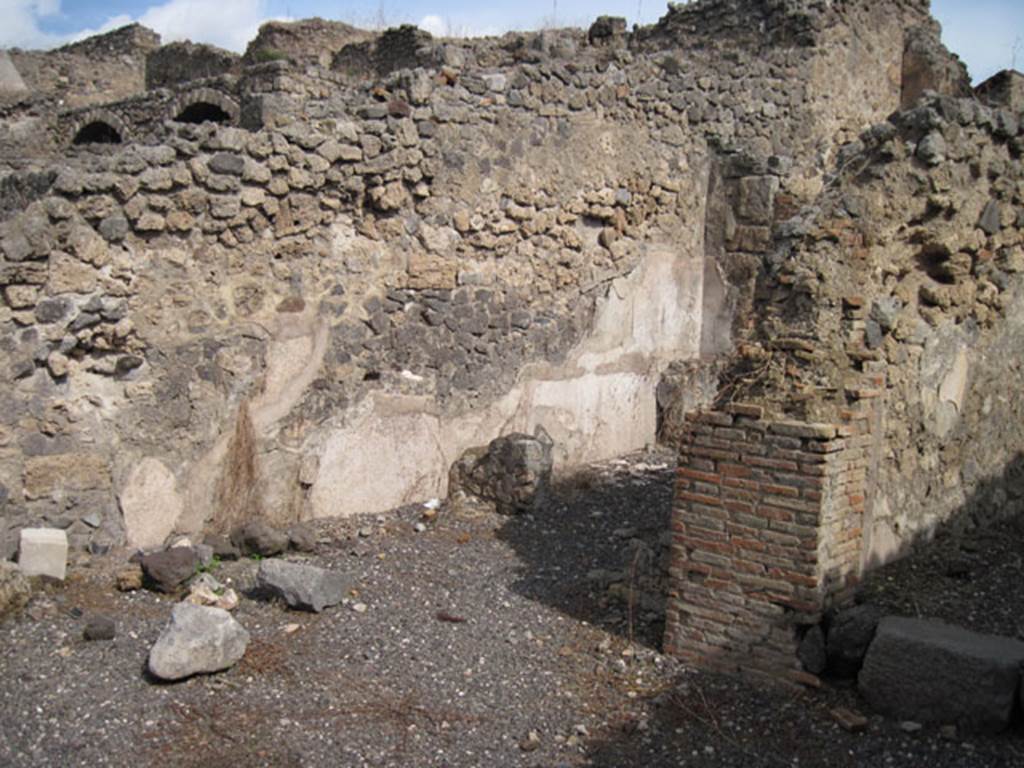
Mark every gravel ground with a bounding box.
[2,450,1023,768]
[859,514,1024,640]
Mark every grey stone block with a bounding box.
[256,559,349,613]
[859,616,1024,732]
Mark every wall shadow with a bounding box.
[575,451,1024,764]
[493,450,677,650]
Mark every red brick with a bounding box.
[745,455,799,471]
[678,491,722,507]
[678,467,721,484]
[720,463,754,478]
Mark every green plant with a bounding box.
[195,555,222,574]
[252,47,288,63]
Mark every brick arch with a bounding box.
[70,109,129,145]
[171,88,240,125]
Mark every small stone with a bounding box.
[900,721,923,734]
[798,625,827,675]
[287,522,317,553]
[519,730,541,752]
[916,132,946,165]
[978,200,1001,236]
[351,602,368,613]
[256,559,350,613]
[216,589,239,611]
[83,615,116,641]
[831,707,868,733]
[413,522,427,533]
[230,520,288,557]
[0,561,32,621]
[203,534,240,561]
[208,153,246,176]
[116,564,143,591]
[139,548,198,593]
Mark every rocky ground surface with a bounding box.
[2,449,1024,767]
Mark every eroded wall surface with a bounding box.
[0,0,970,558]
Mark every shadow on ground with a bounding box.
[494,449,677,650]
[576,452,1024,766]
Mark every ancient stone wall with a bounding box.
[145,43,240,91]
[664,60,1024,681]
[0,0,980,582]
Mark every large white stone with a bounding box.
[18,528,68,580]
[0,51,27,94]
[119,458,183,549]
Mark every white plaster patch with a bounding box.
[938,345,969,412]
[120,458,183,549]
[312,403,446,518]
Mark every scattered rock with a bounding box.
[287,522,317,553]
[139,547,199,593]
[519,730,541,752]
[83,615,116,641]
[797,625,827,675]
[827,604,882,677]
[231,520,289,557]
[203,534,240,561]
[0,561,31,621]
[115,563,144,592]
[256,559,350,612]
[147,603,250,682]
[831,707,868,733]
[448,428,554,515]
[185,580,240,612]
[978,200,1001,235]
[859,616,1024,732]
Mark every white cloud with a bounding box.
[417,12,502,39]
[135,0,279,52]
[419,14,446,37]
[0,0,282,52]
[0,0,63,49]
[65,14,134,45]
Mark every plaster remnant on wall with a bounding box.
[119,458,183,549]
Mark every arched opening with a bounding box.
[175,102,232,125]
[72,121,122,145]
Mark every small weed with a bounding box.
[195,556,222,575]
[252,47,289,63]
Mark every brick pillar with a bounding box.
[663,404,870,685]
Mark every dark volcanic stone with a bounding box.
[230,520,288,557]
[827,604,883,677]
[203,534,240,561]
[798,624,827,675]
[287,522,317,553]
[83,615,116,641]
[139,548,199,593]
[208,153,246,176]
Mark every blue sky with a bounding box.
[2,0,1022,84]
